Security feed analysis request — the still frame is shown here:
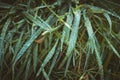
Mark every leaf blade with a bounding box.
[36,39,59,76]
[13,28,42,67]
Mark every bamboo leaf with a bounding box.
[14,31,24,54]
[83,9,94,39]
[36,39,59,76]
[42,69,50,80]
[42,0,72,29]
[83,9,95,53]
[87,5,106,13]
[13,28,42,67]
[61,7,73,50]
[23,12,50,30]
[84,46,91,69]
[33,44,38,72]
[65,53,72,76]
[83,9,104,79]
[103,13,112,33]
[107,11,120,20]
[0,17,11,64]
[66,9,81,57]
[25,58,31,80]
[48,46,60,76]
[105,36,120,58]
[59,9,81,69]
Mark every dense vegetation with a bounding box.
[0,0,120,80]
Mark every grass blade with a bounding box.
[48,46,61,76]
[104,36,120,58]
[42,0,72,29]
[36,39,59,76]
[25,58,31,80]
[13,28,42,67]
[0,17,11,65]
[61,7,73,50]
[83,10,104,80]
[66,9,81,57]
[83,9,94,39]
[103,13,112,33]
[42,69,50,80]
[23,12,50,30]
[65,53,72,76]
[33,44,38,72]
[59,9,81,69]
[14,31,24,54]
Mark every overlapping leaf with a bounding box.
[36,39,59,76]
[83,9,104,79]
[13,28,43,67]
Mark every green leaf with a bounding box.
[14,31,24,54]
[65,53,72,76]
[83,9,95,53]
[66,9,81,57]
[13,28,42,67]
[61,7,73,50]
[0,17,11,64]
[36,39,59,76]
[42,69,50,80]
[25,58,31,80]
[87,4,106,13]
[59,9,81,69]
[84,46,91,69]
[48,46,60,76]
[42,0,72,29]
[33,44,38,72]
[105,36,120,58]
[83,9,104,79]
[103,13,112,33]
[83,9,94,39]
[23,12,50,30]
[107,11,120,20]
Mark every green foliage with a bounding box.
[0,0,120,80]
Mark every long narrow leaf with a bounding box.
[61,7,73,50]
[48,46,60,76]
[103,13,112,33]
[14,31,24,54]
[65,53,72,76]
[66,9,81,57]
[42,69,50,80]
[25,58,31,80]
[0,17,11,64]
[33,44,38,72]
[13,28,42,67]
[36,39,59,76]
[83,10,104,80]
[105,36,120,58]
[23,12,50,30]
[59,9,81,69]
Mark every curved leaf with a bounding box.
[103,13,112,33]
